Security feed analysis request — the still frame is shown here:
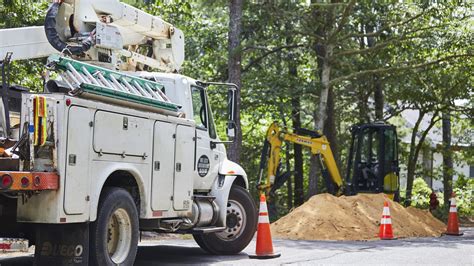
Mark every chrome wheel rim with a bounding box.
[107,208,132,263]
[216,199,246,241]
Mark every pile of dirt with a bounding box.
[271,193,446,241]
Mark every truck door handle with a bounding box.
[176,163,181,172]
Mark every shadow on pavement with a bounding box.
[0,255,33,266]
[135,245,248,265]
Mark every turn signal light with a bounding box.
[20,177,29,188]
[1,174,13,189]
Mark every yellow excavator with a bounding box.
[257,121,400,216]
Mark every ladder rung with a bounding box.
[121,78,140,95]
[109,75,127,92]
[133,81,151,97]
[66,63,86,84]
[82,66,100,86]
[79,72,91,84]
[65,71,81,88]
[144,83,164,101]
[95,71,116,91]
[61,73,75,90]
[155,86,171,102]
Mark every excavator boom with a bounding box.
[257,122,343,198]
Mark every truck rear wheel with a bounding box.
[90,187,139,266]
[193,185,257,255]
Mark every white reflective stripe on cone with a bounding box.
[451,198,456,205]
[383,207,390,215]
[259,202,268,213]
[450,206,457,212]
[381,218,392,224]
[259,215,270,224]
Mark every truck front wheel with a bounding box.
[193,185,257,255]
[90,187,139,266]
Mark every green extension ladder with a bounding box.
[47,54,180,114]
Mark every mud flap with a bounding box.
[34,223,89,266]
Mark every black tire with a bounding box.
[193,185,257,255]
[90,187,139,266]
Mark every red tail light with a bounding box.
[1,174,13,189]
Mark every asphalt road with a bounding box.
[1,228,473,265]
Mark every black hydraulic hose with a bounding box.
[44,2,93,55]
[256,140,270,189]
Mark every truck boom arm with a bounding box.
[0,0,184,72]
[0,27,58,61]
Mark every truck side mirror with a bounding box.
[226,121,236,141]
[226,87,236,141]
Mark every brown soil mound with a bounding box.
[271,193,445,241]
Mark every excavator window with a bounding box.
[384,129,397,163]
[360,128,380,165]
[346,124,400,197]
[357,128,380,191]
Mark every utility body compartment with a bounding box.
[12,93,198,223]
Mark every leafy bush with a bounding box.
[410,178,432,209]
[412,176,473,222]
[453,176,473,218]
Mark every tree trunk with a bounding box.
[406,112,424,205]
[288,53,301,207]
[309,4,335,197]
[366,23,384,121]
[442,112,453,207]
[291,97,304,206]
[227,0,243,163]
[374,77,384,120]
[324,86,338,164]
[285,145,293,210]
[406,111,439,205]
[357,87,370,123]
[308,154,319,198]
[315,45,334,131]
[309,41,334,197]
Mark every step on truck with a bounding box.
[0,0,257,265]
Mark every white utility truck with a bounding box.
[0,1,257,265]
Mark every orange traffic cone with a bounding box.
[446,193,463,236]
[379,200,396,240]
[249,194,281,259]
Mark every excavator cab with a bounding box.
[345,122,400,200]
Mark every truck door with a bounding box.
[191,86,222,190]
[173,124,195,210]
[151,121,176,211]
[64,106,91,215]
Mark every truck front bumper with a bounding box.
[0,172,59,191]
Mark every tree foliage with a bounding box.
[0,1,472,215]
